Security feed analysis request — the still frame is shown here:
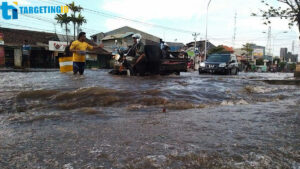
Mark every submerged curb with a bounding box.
[0,69,59,72]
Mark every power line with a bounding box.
[0,22,58,33]
[38,0,199,34]
[20,14,100,35]
[232,12,237,47]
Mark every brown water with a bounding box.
[0,70,299,168]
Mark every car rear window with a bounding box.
[207,54,230,62]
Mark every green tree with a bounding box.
[67,2,83,39]
[55,13,71,44]
[279,62,287,72]
[208,45,227,55]
[273,57,281,65]
[241,43,253,61]
[252,0,300,37]
[256,58,264,65]
[76,13,87,35]
[289,63,296,71]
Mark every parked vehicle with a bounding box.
[109,45,188,76]
[198,53,239,75]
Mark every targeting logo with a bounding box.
[0,1,69,20]
[0,2,18,20]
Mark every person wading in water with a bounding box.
[70,32,104,75]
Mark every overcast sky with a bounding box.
[1,0,299,56]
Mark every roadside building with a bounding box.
[100,32,135,53]
[186,40,215,53]
[90,26,161,53]
[250,44,265,60]
[0,27,110,69]
[234,48,248,71]
[85,40,112,69]
[186,40,215,57]
[280,48,288,62]
[0,27,60,68]
[234,48,248,61]
[0,33,4,67]
[286,52,298,63]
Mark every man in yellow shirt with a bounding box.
[70,32,104,75]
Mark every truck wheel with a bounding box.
[230,68,238,75]
[235,68,239,75]
[226,69,231,75]
[175,71,180,75]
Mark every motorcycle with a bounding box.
[110,46,137,76]
[109,45,188,76]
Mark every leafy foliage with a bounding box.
[55,1,86,43]
[279,61,287,71]
[273,57,281,64]
[289,62,296,71]
[208,45,228,55]
[252,0,300,31]
[67,2,84,39]
[241,43,254,57]
[55,13,71,44]
[256,58,264,65]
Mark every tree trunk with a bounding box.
[73,11,76,41]
[294,21,300,77]
[66,24,69,45]
[74,23,76,41]
[297,23,300,63]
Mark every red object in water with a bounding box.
[163,108,166,113]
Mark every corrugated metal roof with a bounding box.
[0,27,59,46]
[57,34,75,42]
[91,26,161,43]
[102,32,134,41]
[166,42,185,47]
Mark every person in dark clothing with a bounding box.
[129,33,146,75]
[162,43,171,59]
[22,40,31,68]
[162,43,175,59]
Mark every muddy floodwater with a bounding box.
[0,70,299,169]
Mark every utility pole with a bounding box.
[292,40,295,54]
[192,32,200,69]
[266,26,272,56]
[192,32,200,52]
[232,12,237,48]
[205,0,212,61]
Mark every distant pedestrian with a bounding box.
[22,40,31,68]
[70,32,104,75]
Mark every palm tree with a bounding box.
[67,2,83,40]
[55,13,71,44]
[76,13,86,35]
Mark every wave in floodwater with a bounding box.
[11,84,293,114]
[0,71,299,169]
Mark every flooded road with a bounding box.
[0,70,299,168]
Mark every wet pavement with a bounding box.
[0,70,299,168]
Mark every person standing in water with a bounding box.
[70,32,104,75]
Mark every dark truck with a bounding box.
[109,45,187,76]
[198,53,239,75]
